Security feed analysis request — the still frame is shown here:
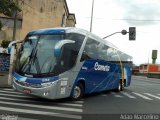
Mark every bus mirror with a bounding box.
[7,40,23,54]
[54,40,75,57]
[7,47,11,54]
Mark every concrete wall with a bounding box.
[0,72,10,87]
[0,0,76,41]
[66,14,76,27]
[19,0,75,39]
[0,16,22,41]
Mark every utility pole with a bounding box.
[90,0,94,32]
[12,0,18,41]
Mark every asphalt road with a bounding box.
[83,76,160,120]
[0,76,160,120]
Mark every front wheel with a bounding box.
[71,83,84,100]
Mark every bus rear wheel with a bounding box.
[116,80,124,92]
[71,83,84,100]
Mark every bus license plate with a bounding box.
[23,89,31,94]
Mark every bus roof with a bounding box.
[27,27,132,59]
[28,27,117,48]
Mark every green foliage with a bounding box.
[1,40,11,48]
[0,0,21,17]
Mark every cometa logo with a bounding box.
[94,62,110,72]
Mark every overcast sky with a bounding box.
[67,0,160,65]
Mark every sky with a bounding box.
[66,0,160,65]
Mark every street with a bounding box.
[83,76,160,120]
[0,76,160,120]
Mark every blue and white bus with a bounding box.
[11,27,132,100]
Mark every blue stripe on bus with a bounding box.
[13,73,27,82]
[13,73,59,84]
[70,60,122,96]
[28,29,65,35]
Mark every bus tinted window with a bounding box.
[60,33,85,70]
[82,37,100,61]
[81,37,123,62]
[66,33,85,48]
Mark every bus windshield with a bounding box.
[16,34,67,77]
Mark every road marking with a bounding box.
[101,94,107,96]
[0,106,82,119]
[132,92,152,100]
[0,90,24,95]
[0,96,83,107]
[17,117,38,120]
[0,100,83,112]
[121,92,136,99]
[111,92,123,98]
[73,100,84,104]
[2,88,15,91]
[0,93,32,98]
[144,93,160,100]
[57,102,83,107]
[0,89,83,107]
[0,96,31,102]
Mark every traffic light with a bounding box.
[129,27,136,40]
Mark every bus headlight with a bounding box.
[41,81,56,87]
[43,92,49,96]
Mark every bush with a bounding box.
[1,40,11,48]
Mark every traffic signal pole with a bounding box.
[103,27,136,41]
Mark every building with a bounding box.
[139,64,160,73]
[0,0,76,43]
[139,64,160,78]
[132,66,139,75]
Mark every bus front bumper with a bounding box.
[12,77,58,100]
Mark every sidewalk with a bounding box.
[0,72,12,88]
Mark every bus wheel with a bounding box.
[72,83,84,100]
[116,80,124,92]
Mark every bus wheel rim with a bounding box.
[73,86,81,99]
[118,82,121,91]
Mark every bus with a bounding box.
[11,27,132,100]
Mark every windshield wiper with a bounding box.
[30,49,41,74]
[18,49,34,73]
[19,38,42,75]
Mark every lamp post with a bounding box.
[90,0,94,32]
[12,0,18,41]
[12,11,17,41]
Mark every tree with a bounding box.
[0,0,21,17]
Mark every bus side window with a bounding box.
[80,37,99,62]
